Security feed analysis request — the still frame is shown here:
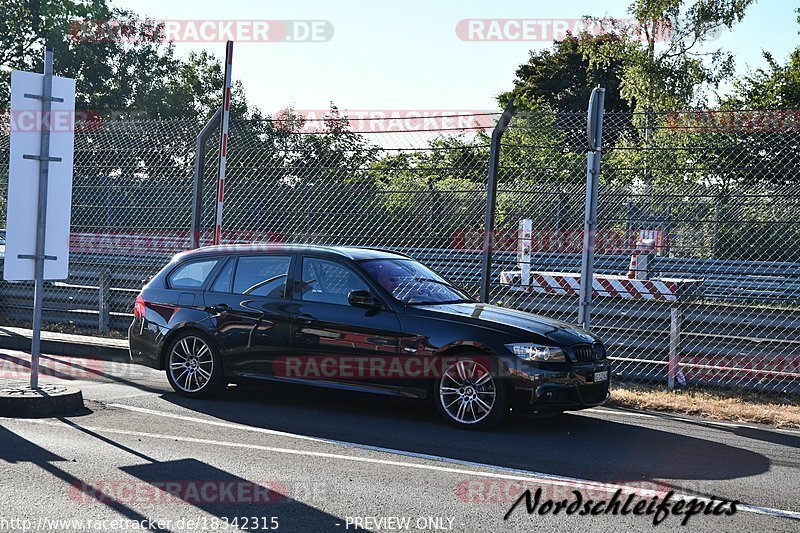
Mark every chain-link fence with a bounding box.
[498,110,800,396]
[0,107,798,396]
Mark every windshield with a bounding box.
[359,258,472,304]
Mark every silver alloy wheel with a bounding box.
[439,359,496,424]
[168,336,214,393]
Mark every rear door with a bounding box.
[206,254,295,377]
[288,256,403,384]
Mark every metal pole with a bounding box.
[29,49,55,389]
[578,87,605,329]
[711,193,721,259]
[189,108,221,249]
[213,41,234,245]
[668,304,682,390]
[479,98,516,303]
[428,179,435,239]
[578,152,600,327]
[519,218,532,287]
[305,183,313,240]
[555,188,564,252]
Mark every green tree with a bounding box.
[582,0,755,111]
[499,34,631,113]
[722,9,800,109]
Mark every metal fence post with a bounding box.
[305,182,314,240]
[578,87,605,329]
[711,193,721,259]
[189,108,221,249]
[428,179,436,239]
[98,269,111,334]
[668,304,683,390]
[555,188,564,252]
[479,98,516,303]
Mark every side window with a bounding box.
[232,256,291,298]
[168,258,219,289]
[301,258,369,306]
[209,257,235,293]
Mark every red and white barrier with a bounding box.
[499,270,702,302]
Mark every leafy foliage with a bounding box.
[499,34,631,113]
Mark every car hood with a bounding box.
[414,302,599,345]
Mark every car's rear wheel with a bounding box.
[165,331,225,398]
[434,357,509,429]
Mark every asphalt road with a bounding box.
[0,349,798,533]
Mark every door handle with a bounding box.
[296,313,316,325]
[208,303,231,314]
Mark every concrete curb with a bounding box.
[0,383,84,417]
[0,326,129,362]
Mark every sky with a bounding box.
[109,0,799,115]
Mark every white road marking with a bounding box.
[587,408,657,419]
[588,408,800,435]
[4,409,797,522]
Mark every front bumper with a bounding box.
[507,360,611,413]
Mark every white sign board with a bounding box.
[4,70,76,281]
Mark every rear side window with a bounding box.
[209,257,235,293]
[233,256,292,298]
[168,258,219,289]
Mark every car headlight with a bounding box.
[505,343,566,362]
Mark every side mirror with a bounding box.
[348,289,379,309]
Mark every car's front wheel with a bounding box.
[165,331,225,398]
[434,356,509,429]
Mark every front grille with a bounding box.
[594,343,606,360]
[572,342,606,363]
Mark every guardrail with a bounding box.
[0,248,798,394]
[1,248,799,330]
[405,249,800,304]
[0,259,148,332]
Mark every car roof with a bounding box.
[173,243,411,262]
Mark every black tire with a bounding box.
[434,355,510,430]
[164,330,226,398]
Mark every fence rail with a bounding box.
[1,107,799,396]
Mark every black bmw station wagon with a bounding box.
[129,244,610,429]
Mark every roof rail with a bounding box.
[346,245,413,259]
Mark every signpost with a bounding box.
[4,50,76,388]
[578,87,605,329]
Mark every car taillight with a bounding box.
[133,294,146,318]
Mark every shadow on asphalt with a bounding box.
[122,458,354,531]
[0,425,169,531]
[0,423,360,531]
[161,381,773,485]
[613,406,800,450]
[728,425,800,449]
